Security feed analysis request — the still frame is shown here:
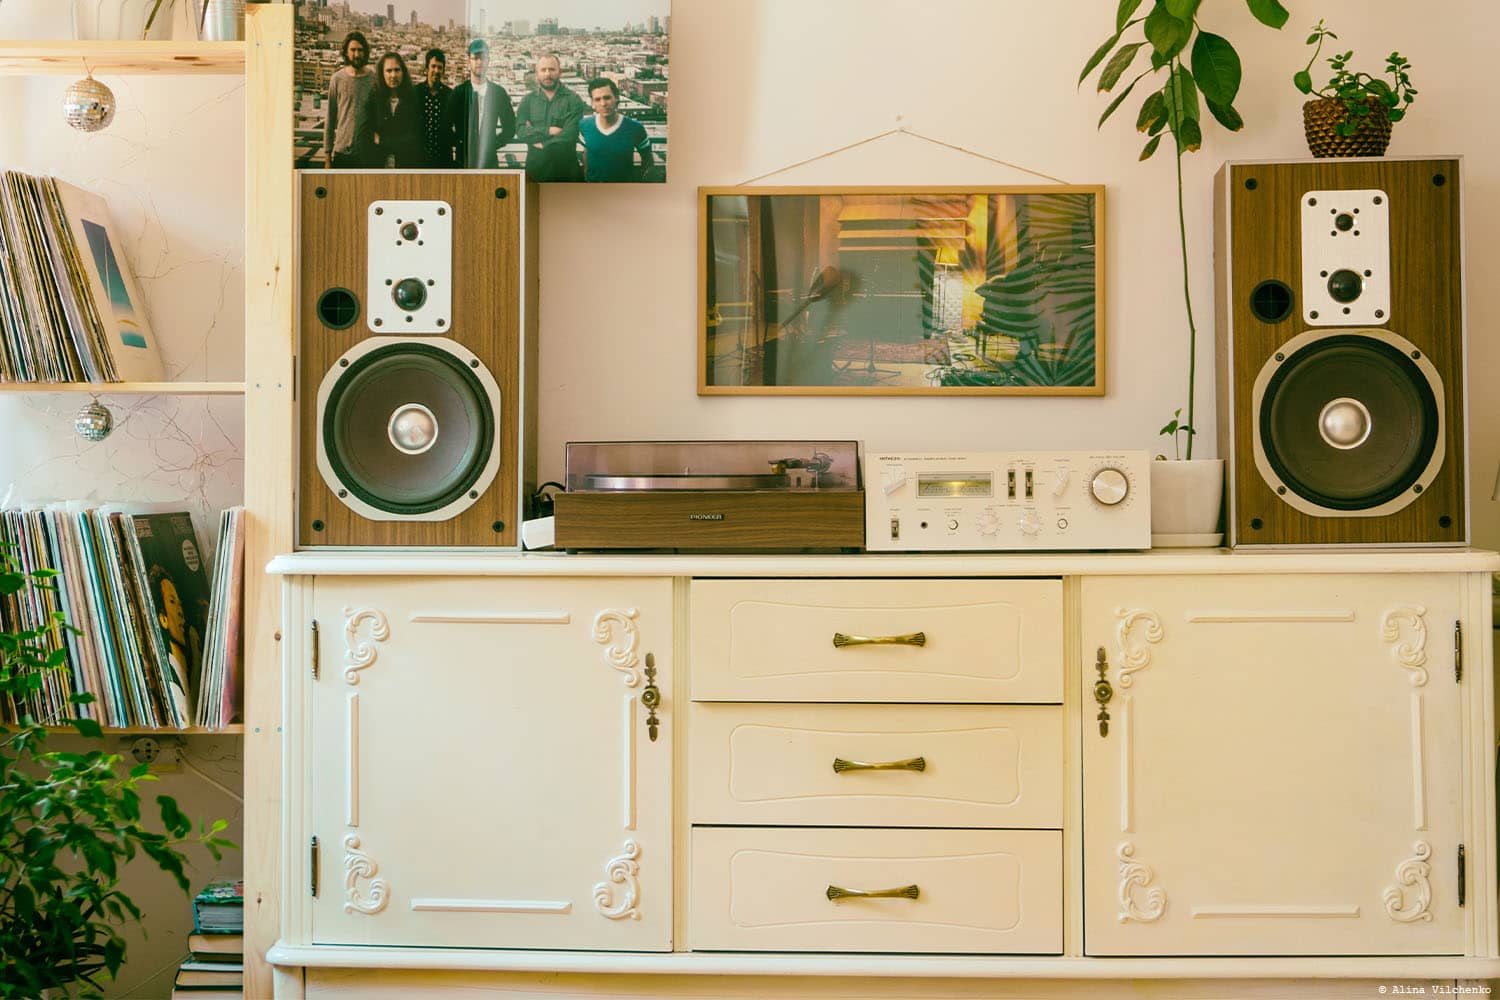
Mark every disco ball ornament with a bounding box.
[74,399,114,442]
[62,75,116,133]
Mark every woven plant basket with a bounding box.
[1302,96,1392,157]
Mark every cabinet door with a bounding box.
[1082,574,1465,956]
[306,576,672,950]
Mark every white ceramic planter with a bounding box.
[1149,458,1225,547]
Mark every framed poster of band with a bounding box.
[295,1,670,183]
[699,186,1105,395]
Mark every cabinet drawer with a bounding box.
[689,704,1062,827]
[690,579,1063,702]
[689,827,1062,954]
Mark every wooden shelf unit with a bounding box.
[0,13,289,997]
[43,724,247,735]
[0,40,245,77]
[0,381,246,395]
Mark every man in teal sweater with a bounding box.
[579,78,654,183]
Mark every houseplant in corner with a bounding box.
[1080,0,1288,545]
[1294,19,1417,157]
[0,547,233,999]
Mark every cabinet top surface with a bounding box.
[267,548,1500,578]
[0,41,246,76]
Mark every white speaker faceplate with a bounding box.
[1299,188,1390,326]
[367,199,452,334]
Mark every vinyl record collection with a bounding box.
[0,504,244,729]
[0,170,165,383]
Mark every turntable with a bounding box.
[552,441,864,552]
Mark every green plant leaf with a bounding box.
[1165,0,1201,19]
[1098,71,1147,127]
[1190,31,1241,104]
[1136,89,1168,132]
[1140,134,1163,160]
[1246,0,1290,29]
[1080,27,1128,85]
[1169,63,1201,122]
[1098,41,1146,91]
[1178,115,1203,152]
[1144,5,1192,60]
[1117,0,1145,31]
[1293,68,1313,93]
[69,717,103,738]
[1206,98,1244,131]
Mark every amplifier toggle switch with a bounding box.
[1052,468,1071,497]
[1090,467,1130,506]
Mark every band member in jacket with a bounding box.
[448,38,515,169]
[372,52,424,168]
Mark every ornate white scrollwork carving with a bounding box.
[593,608,642,687]
[593,839,642,920]
[343,834,389,915]
[342,606,390,685]
[1383,840,1434,923]
[1117,842,1166,923]
[1114,608,1164,689]
[1381,606,1429,687]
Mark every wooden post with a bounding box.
[244,5,296,997]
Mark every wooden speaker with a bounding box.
[1214,158,1466,547]
[298,171,538,547]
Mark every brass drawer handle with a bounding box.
[826,883,920,901]
[832,756,927,773]
[832,631,926,648]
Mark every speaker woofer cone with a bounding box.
[317,339,501,520]
[1253,331,1443,516]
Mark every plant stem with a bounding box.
[1173,118,1197,461]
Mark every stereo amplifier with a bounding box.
[865,451,1151,551]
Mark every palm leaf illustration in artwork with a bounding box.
[936,191,1097,387]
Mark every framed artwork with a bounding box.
[699,186,1105,395]
[294,1,670,183]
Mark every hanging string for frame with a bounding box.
[734,124,1074,187]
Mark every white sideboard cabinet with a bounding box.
[283,574,675,952]
[269,550,1500,999]
[1081,573,1469,956]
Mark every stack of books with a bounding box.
[171,931,242,998]
[172,880,245,998]
[0,170,165,383]
[0,504,245,729]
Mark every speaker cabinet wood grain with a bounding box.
[1214,158,1466,547]
[298,171,538,547]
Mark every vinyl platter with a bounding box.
[587,473,792,491]
[552,440,865,552]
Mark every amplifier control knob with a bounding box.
[1090,468,1129,506]
[976,512,1000,537]
[1018,510,1043,536]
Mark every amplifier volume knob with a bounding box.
[1090,468,1129,506]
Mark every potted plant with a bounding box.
[1293,20,1417,158]
[0,547,234,999]
[1080,0,1288,545]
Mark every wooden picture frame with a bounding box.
[698,185,1105,396]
